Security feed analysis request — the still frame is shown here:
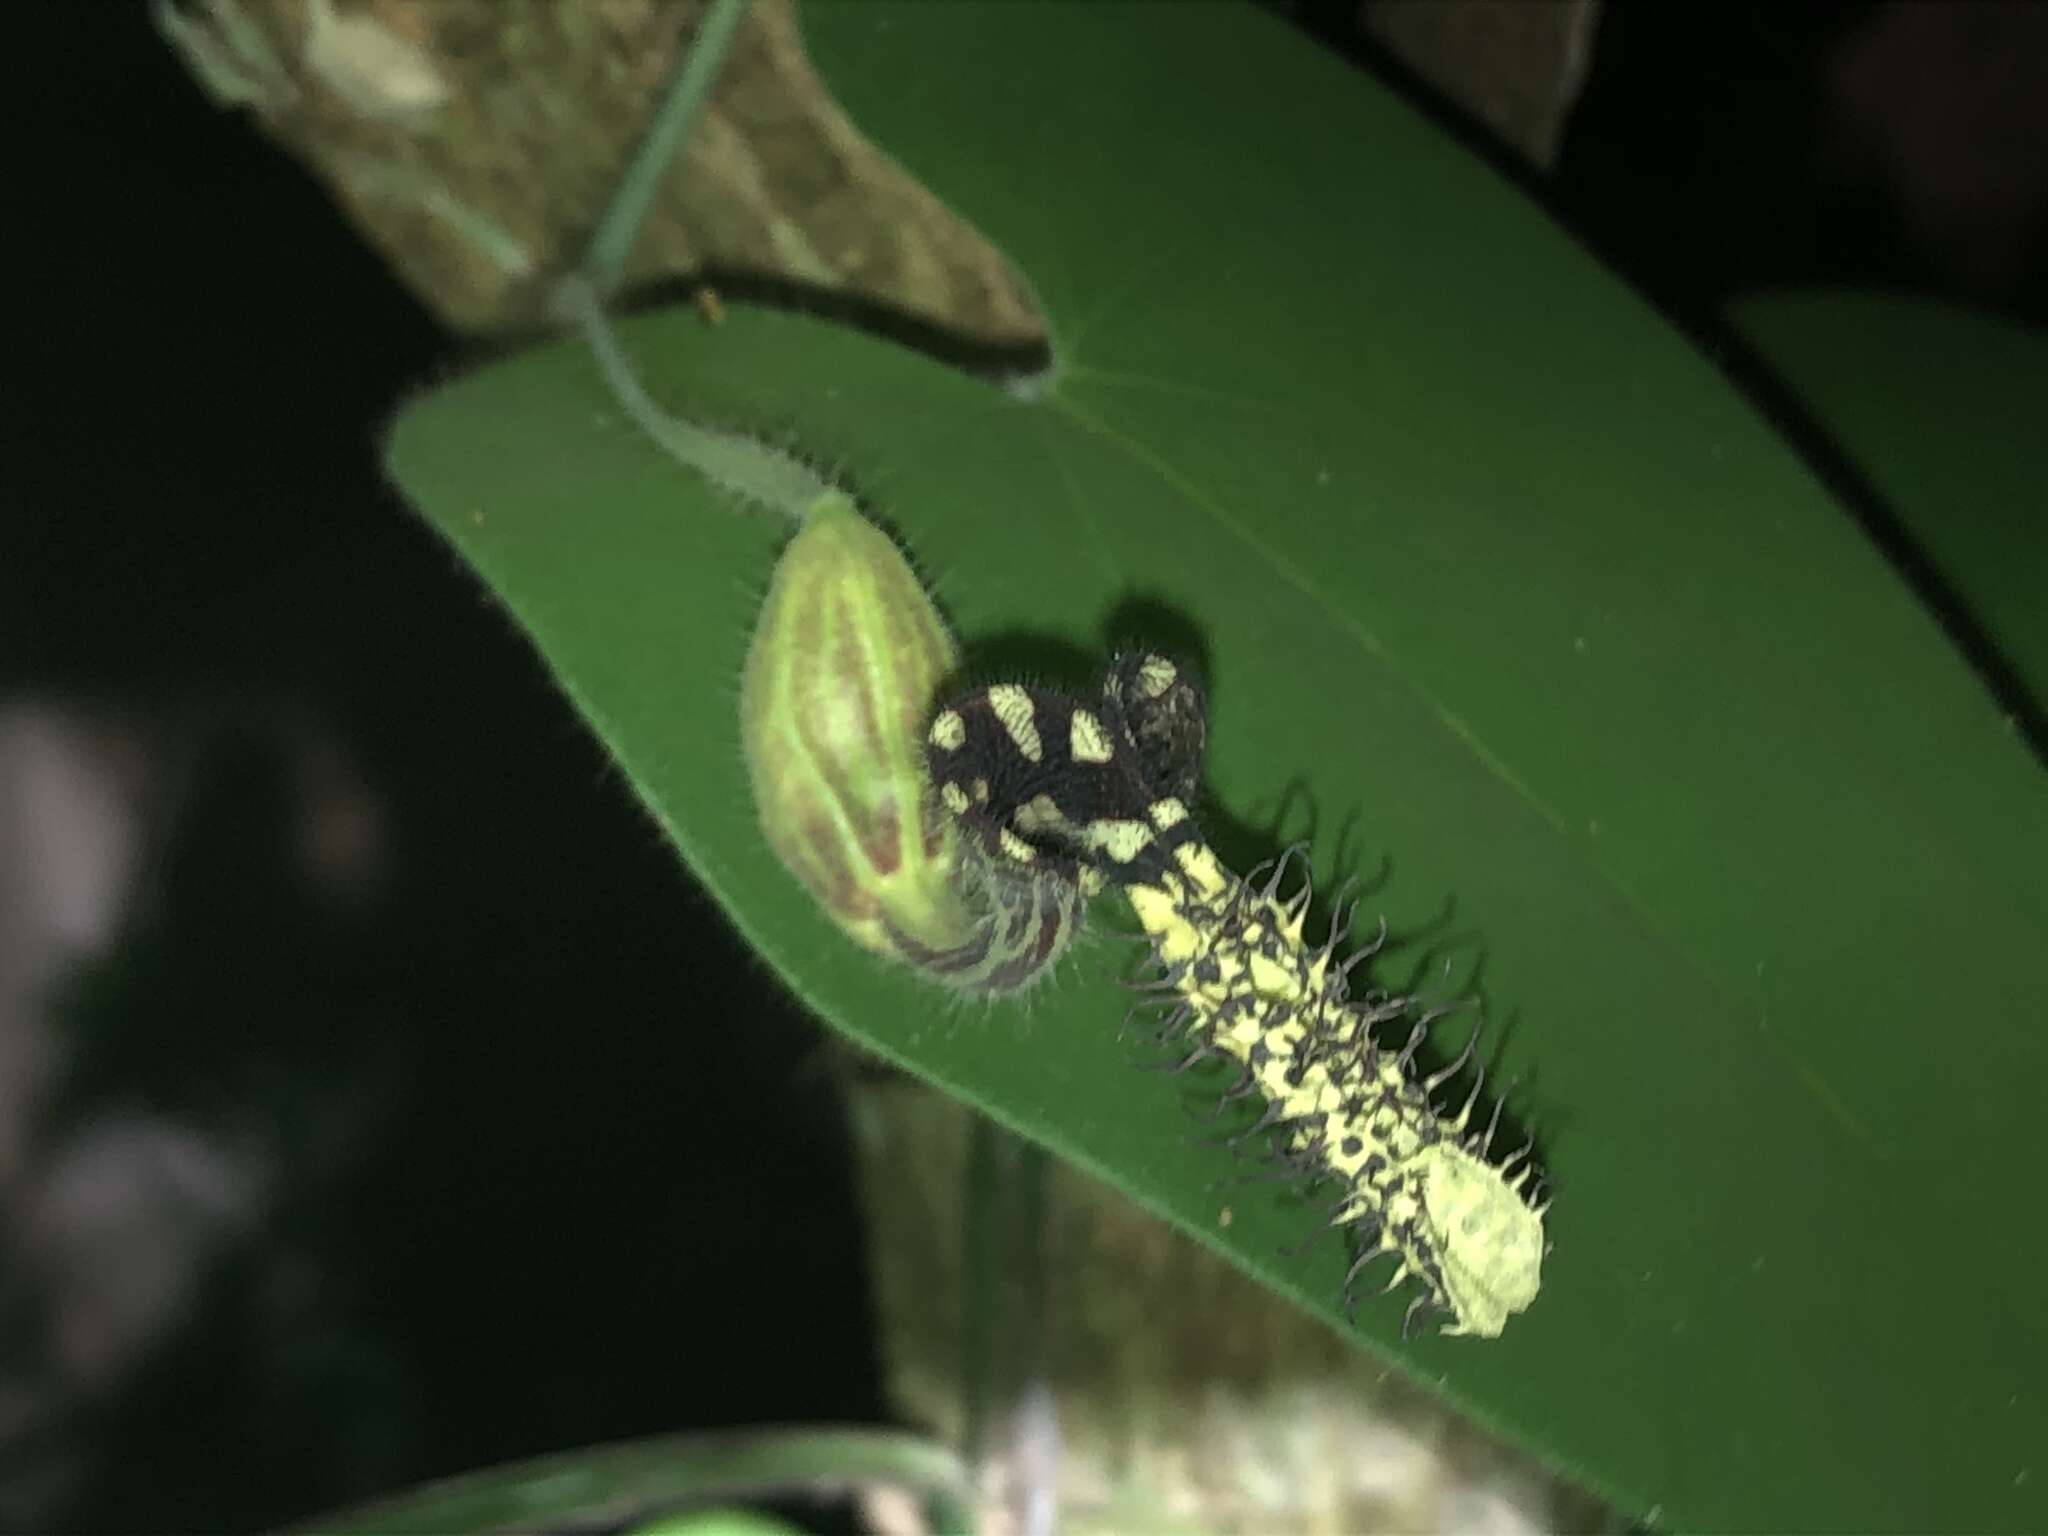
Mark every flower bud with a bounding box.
[740,492,980,961]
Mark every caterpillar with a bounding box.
[925,653,1547,1339]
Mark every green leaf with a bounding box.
[384,4,2048,1529]
[1729,287,2048,704]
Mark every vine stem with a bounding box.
[579,0,750,299]
[558,0,829,523]
[557,272,833,518]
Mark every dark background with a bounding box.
[4,2,2043,1529]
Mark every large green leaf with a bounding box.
[1729,288,2048,704]
[384,4,2048,1529]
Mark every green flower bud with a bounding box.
[740,492,979,961]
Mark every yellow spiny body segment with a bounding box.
[1127,843,1544,1339]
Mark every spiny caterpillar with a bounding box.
[738,494,1088,994]
[925,653,1547,1339]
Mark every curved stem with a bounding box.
[580,0,751,296]
[558,273,833,519]
[557,0,836,523]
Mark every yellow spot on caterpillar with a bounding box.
[971,778,990,803]
[930,710,966,752]
[1135,656,1178,699]
[998,828,1037,864]
[1129,884,1195,961]
[987,685,1042,761]
[1088,819,1157,864]
[1148,797,1189,830]
[1070,709,1114,763]
[940,782,970,815]
[1173,842,1230,896]
[1013,794,1073,836]
[1248,952,1295,995]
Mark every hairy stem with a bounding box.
[556,0,834,522]
[559,273,833,518]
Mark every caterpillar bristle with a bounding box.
[1210,1071,1264,1107]
[1475,1084,1512,1157]
[1205,1157,1318,1194]
[1334,943,1382,989]
[1322,873,1362,926]
[1141,1021,1201,1052]
[1279,1203,1355,1260]
[1341,1241,1391,1293]
[1453,1067,1489,1133]
[1415,994,1472,1029]
[1228,1100,1311,1142]
[1123,970,1186,996]
[1259,842,1311,902]
[1423,1019,1485,1093]
[1190,1120,1271,1154]
[1185,1088,1255,1130]
[1400,1293,1434,1340]
[1498,1135,1537,1176]
[1280,881,1315,931]
[1121,1000,1196,1047]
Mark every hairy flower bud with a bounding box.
[740,492,980,960]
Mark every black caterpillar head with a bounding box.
[1102,649,1206,808]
